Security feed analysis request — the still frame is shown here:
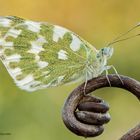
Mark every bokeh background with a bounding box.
[0,0,140,140]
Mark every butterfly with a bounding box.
[0,16,138,92]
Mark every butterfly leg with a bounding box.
[83,72,88,96]
[107,65,124,85]
[110,65,124,85]
[105,68,111,86]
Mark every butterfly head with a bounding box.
[97,47,114,60]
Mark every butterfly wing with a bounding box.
[0,16,97,91]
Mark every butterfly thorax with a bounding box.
[85,47,114,80]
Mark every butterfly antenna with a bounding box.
[107,33,140,46]
[106,23,140,47]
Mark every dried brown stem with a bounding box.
[120,123,140,140]
[62,74,140,138]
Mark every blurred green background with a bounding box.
[0,0,140,140]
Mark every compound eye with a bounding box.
[103,48,111,56]
[104,50,108,55]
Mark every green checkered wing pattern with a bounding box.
[0,16,97,91]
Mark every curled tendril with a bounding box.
[62,74,140,139]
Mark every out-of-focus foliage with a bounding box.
[0,0,140,140]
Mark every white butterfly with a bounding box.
[0,16,138,92]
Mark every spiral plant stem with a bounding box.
[62,74,140,139]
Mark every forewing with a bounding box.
[0,16,96,91]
